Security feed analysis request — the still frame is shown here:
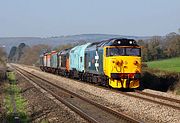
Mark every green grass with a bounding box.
[4,82,29,123]
[146,57,180,72]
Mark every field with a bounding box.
[146,57,180,73]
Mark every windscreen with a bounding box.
[126,48,141,56]
[106,47,125,56]
[106,47,141,57]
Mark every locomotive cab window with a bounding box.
[106,47,125,56]
[106,47,141,57]
[126,48,141,56]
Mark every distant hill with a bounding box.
[0,34,150,53]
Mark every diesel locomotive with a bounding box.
[40,38,142,88]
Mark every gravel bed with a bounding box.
[143,89,180,100]
[16,71,87,123]
[126,91,180,109]
[14,64,180,123]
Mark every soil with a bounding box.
[141,70,180,92]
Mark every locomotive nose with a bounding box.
[111,58,141,74]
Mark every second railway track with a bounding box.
[135,90,180,104]
[13,65,141,123]
[118,91,180,110]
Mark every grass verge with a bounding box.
[146,57,180,72]
[4,81,29,123]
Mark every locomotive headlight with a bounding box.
[118,41,121,44]
[129,41,132,44]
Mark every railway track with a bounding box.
[18,64,180,111]
[14,64,180,110]
[69,72,180,110]
[13,65,141,123]
[118,91,180,110]
[63,72,180,110]
[135,90,180,104]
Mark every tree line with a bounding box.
[138,32,180,62]
[8,32,180,65]
[8,43,51,65]
[0,47,6,66]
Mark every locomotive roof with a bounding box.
[40,54,44,57]
[51,51,57,54]
[41,38,138,56]
[87,38,138,49]
[44,52,51,55]
[100,38,138,47]
[58,48,71,55]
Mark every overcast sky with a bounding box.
[0,0,180,37]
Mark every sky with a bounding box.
[0,0,180,37]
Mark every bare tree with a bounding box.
[19,44,51,66]
[164,32,180,58]
[0,47,7,66]
[53,43,75,51]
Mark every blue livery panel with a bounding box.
[50,52,58,68]
[70,43,91,72]
[85,43,104,75]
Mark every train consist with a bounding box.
[39,38,142,88]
